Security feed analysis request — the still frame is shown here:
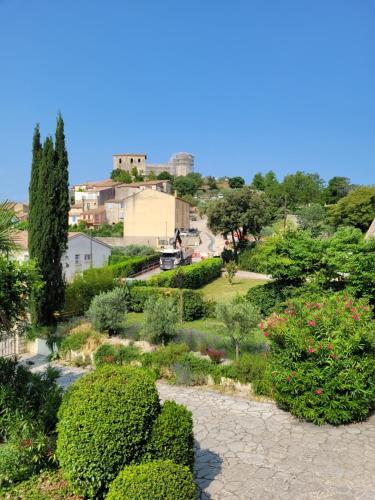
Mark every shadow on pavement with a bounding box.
[194,440,223,499]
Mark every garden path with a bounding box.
[21,354,375,500]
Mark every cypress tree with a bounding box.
[28,124,42,258]
[28,115,70,325]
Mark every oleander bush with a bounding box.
[56,366,160,497]
[0,420,55,487]
[86,287,129,333]
[0,358,62,439]
[149,258,222,289]
[265,293,375,424]
[106,460,196,500]
[142,401,194,471]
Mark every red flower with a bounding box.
[315,389,323,395]
[308,347,315,353]
[315,303,321,309]
[363,306,369,312]
[259,322,265,330]
[328,343,333,350]
[345,300,353,309]
[287,376,292,382]
[307,320,316,327]
[352,314,361,321]
[264,331,269,337]
[350,307,357,313]
[330,353,337,359]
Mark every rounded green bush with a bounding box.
[106,460,196,500]
[266,293,375,425]
[56,366,160,498]
[142,401,194,471]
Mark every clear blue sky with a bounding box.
[1,0,374,200]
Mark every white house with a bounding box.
[12,231,112,282]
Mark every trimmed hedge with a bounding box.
[64,255,158,315]
[129,286,205,321]
[142,401,194,471]
[56,366,160,498]
[106,460,196,500]
[149,258,222,289]
[245,281,302,317]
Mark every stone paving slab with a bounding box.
[21,355,375,499]
[158,383,375,500]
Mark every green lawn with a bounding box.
[201,276,267,302]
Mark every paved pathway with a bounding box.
[22,355,375,499]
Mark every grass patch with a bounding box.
[201,277,267,302]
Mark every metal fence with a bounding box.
[0,331,25,357]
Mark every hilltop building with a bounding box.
[112,152,194,177]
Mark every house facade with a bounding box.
[123,189,190,247]
[11,231,111,282]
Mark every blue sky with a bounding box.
[0,0,374,200]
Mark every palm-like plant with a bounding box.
[0,200,17,253]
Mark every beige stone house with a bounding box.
[123,189,190,247]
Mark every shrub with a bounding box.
[106,460,196,500]
[56,366,160,497]
[224,261,238,285]
[142,343,190,371]
[94,343,140,367]
[109,245,156,263]
[86,287,128,333]
[142,296,179,345]
[265,294,375,424]
[0,358,62,439]
[142,401,194,471]
[64,267,115,315]
[149,258,222,289]
[221,353,272,396]
[129,286,205,321]
[206,348,225,364]
[110,254,159,278]
[59,328,100,355]
[245,281,302,317]
[0,420,55,487]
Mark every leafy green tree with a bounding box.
[111,169,133,183]
[228,176,245,189]
[330,186,375,232]
[147,170,157,180]
[143,296,179,345]
[206,176,218,190]
[216,298,260,359]
[131,166,145,182]
[0,201,17,253]
[252,172,265,190]
[207,188,275,255]
[173,173,203,197]
[0,257,41,330]
[296,203,332,237]
[324,176,351,204]
[157,171,173,181]
[281,171,324,209]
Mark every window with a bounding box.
[138,158,141,163]
[130,158,134,164]
[84,254,91,261]
[119,158,122,164]
[86,203,90,209]
[75,254,81,265]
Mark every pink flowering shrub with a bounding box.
[262,293,375,425]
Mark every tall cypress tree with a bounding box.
[28,124,42,259]
[28,116,69,326]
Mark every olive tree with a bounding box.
[216,298,260,359]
